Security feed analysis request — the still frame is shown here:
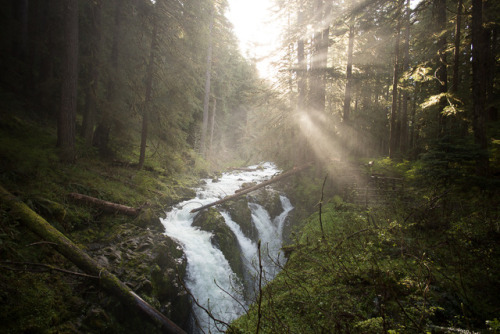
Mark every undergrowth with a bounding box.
[229,160,500,334]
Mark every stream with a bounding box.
[160,163,293,333]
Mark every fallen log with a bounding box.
[190,164,311,213]
[68,192,140,216]
[0,185,185,334]
[227,167,259,172]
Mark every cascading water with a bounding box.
[160,163,293,333]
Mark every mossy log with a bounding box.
[68,192,140,216]
[0,185,185,334]
[191,164,311,213]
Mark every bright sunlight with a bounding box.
[226,0,282,78]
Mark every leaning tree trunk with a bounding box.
[191,164,311,213]
[0,185,185,334]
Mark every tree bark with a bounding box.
[139,14,158,170]
[297,9,307,112]
[451,0,463,93]
[209,96,217,157]
[190,164,311,213]
[389,3,402,159]
[342,21,355,123]
[57,0,78,163]
[68,193,140,216]
[399,0,411,155]
[310,0,329,114]
[81,0,102,146]
[93,0,121,154]
[471,0,489,175]
[435,0,448,136]
[200,8,214,157]
[0,185,185,334]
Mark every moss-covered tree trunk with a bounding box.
[0,185,185,334]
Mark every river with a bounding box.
[160,163,293,333]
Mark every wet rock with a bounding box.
[174,186,196,202]
[221,197,258,243]
[192,208,244,280]
[249,189,283,220]
[88,223,190,330]
[135,208,164,232]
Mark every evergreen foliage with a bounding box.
[0,0,498,332]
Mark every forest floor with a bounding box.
[0,113,211,333]
[1,112,499,334]
[230,160,500,334]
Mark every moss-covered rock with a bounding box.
[221,197,259,243]
[134,207,164,232]
[192,208,244,280]
[87,223,191,330]
[248,189,283,220]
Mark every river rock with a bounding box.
[88,223,190,329]
[248,188,283,220]
[192,208,244,280]
[221,197,259,243]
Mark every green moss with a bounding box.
[193,208,244,280]
[222,197,257,242]
[0,272,79,333]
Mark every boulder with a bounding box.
[248,189,283,220]
[192,208,244,280]
[221,197,258,243]
[88,223,190,329]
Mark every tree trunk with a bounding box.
[200,8,214,157]
[435,0,448,136]
[209,96,217,157]
[12,0,29,61]
[399,0,410,155]
[190,164,311,213]
[451,0,463,93]
[81,0,102,146]
[67,193,141,216]
[342,21,355,123]
[93,0,121,155]
[471,0,489,175]
[297,9,307,112]
[57,0,78,163]
[389,5,402,159]
[139,16,158,170]
[0,185,185,334]
[310,0,329,114]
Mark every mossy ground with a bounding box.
[0,113,210,333]
[229,161,500,334]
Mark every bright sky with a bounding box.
[226,0,281,78]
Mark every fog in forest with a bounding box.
[0,0,498,333]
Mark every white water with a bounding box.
[160,163,293,333]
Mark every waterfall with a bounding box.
[160,163,293,333]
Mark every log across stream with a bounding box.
[161,162,295,333]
